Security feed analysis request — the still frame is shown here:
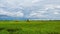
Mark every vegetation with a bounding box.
[0,20,60,34]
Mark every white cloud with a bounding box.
[53,12,59,15]
[29,13,43,18]
[45,5,55,9]
[28,11,47,18]
[0,0,60,20]
[0,9,24,17]
[55,5,60,8]
[0,3,5,7]
[45,4,60,10]
[0,0,42,8]
[32,0,42,3]
[16,11,24,17]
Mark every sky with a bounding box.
[0,0,60,20]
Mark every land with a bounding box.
[0,20,60,34]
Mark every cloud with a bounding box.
[53,12,59,15]
[0,9,24,17]
[28,10,47,18]
[27,4,60,19]
[45,4,60,9]
[0,0,60,20]
[16,11,24,17]
[32,0,43,3]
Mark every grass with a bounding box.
[0,20,60,34]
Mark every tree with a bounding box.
[26,19,30,22]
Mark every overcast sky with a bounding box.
[0,0,60,20]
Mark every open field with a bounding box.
[0,20,60,34]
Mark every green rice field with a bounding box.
[0,20,60,34]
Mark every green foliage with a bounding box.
[0,20,60,34]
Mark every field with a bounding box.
[0,20,60,34]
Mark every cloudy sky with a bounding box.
[0,0,60,20]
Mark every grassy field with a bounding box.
[0,20,60,34]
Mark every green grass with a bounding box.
[0,20,60,34]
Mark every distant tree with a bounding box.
[26,19,30,22]
[15,20,19,22]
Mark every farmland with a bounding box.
[0,20,60,34]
